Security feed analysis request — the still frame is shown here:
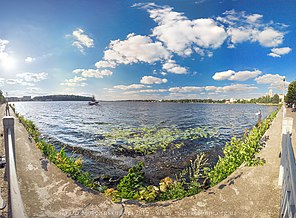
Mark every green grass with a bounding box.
[16,112,98,190]
[206,109,279,186]
[12,104,279,202]
[107,109,279,202]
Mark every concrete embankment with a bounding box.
[3,105,283,217]
[7,106,123,218]
[122,108,283,218]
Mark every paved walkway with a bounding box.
[8,106,123,218]
[122,109,283,217]
[3,105,285,217]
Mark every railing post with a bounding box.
[279,117,293,186]
[3,117,15,180]
[3,116,27,218]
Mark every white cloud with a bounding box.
[20,82,37,86]
[206,84,257,93]
[0,39,15,70]
[25,57,36,63]
[205,86,219,91]
[169,86,203,93]
[26,87,42,92]
[194,47,205,56]
[138,4,227,56]
[226,27,256,44]
[255,73,284,84]
[246,14,263,23]
[98,33,170,67]
[163,60,188,74]
[140,76,167,84]
[219,10,286,48]
[0,78,4,86]
[140,89,167,93]
[168,84,257,94]
[6,77,35,86]
[212,70,234,81]
[6,79,22,85]
[113,84,146,90]
[0,39,9,61]
[95,60,116,68]
[16,72,48,82]
[268,47,292,58]
[255,73,288,89]
[212,69,262,81]
[222,84,257,92]
[124,89,167,94]
[73,69,113,78]
[60,76,87,87]
[92,5,289,78]
[255,28,284,47]
[8,72,47,87]
[69,28,94,53]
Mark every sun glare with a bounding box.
[1,56,16,70]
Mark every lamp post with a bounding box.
[283,77,286,102]
[282,76,286,118]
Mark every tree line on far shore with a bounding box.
[127,94,280,104]
[1,80,296,104]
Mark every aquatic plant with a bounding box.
[206,109,279,186]
[116,162,145,199]
[16,113,98,189]
[107,162,147,202]
[160,153,208,200]
[18,115,40,141]
[108,154,208,202]
[13,105,279,202]
[107,108,279,202]
[103,126,217,155]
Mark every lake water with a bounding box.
[14,101,277,184]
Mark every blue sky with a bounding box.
[0,0,294,100]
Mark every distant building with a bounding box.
[6,96,32,102]
[230,98,236,103]
[22,96,31,101]
[6,97,20,102]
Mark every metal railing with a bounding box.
[279,116,296,218]
[3,106,27,218]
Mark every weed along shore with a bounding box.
[6,105,123,217]
[11,102,279,202]
[121,107,282,217]
[7,102,282,217]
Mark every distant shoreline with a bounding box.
[6,94,282,105]
[9,100,280,106]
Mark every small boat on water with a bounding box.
[88,96,99,106]
[89,101,99,106]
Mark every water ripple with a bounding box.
[14,101,277,177]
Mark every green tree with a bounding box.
[272,94,280,104]
[286,80,296,103]
[0,90,6,104]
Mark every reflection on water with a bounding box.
[14,101,277,180]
